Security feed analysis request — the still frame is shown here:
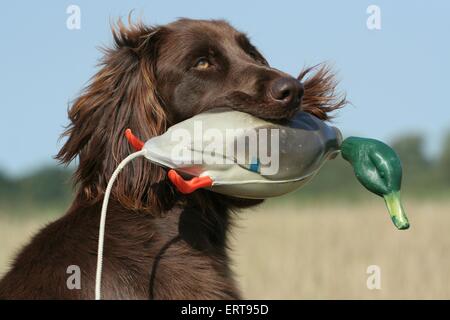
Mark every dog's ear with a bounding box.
[56,19,172,212]
[298,64,347,120]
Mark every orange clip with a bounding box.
[125,129,144,151]
[167,170,213,194]
[125,129,213,193]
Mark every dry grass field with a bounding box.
[1,200,449,299]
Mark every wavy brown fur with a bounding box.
[299,64,347,121]
[56,20,171,213]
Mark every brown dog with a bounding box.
[0,18,345,299]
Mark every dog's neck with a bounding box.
[177,191,263,253]
[178,192,233,254]
[72,188,260,255]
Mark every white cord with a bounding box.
[95,150,146,300]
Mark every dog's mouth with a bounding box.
[204,91,302,122]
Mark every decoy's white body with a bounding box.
[142,109,343,198]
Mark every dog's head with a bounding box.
[156,19,305,123]
[57,18,346,212]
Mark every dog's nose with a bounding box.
[269,77,304,108]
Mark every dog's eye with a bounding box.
[193,58,211,70]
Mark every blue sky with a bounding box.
[0,0,449,175]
